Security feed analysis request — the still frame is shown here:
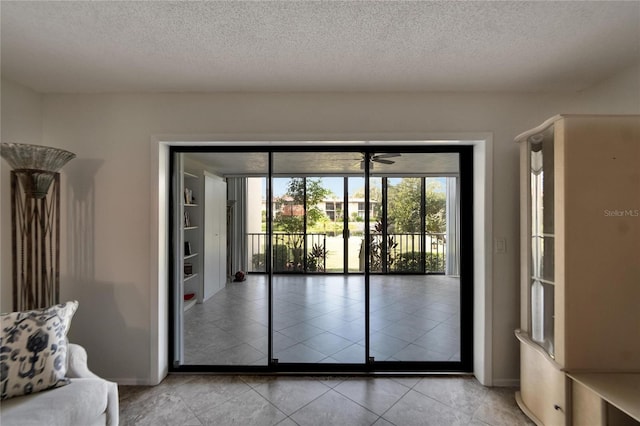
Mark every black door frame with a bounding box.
[169,144,473,374]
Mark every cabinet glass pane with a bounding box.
[529,129,555,356]
[531,137,554,233]
[531,236,555,282]
[531,280,555,356]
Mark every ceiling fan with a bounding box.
[360,153,401,169]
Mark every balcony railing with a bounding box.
[370,232,446,273]
[249,233,327,273]
[248,232,446,274]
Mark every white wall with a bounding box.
[1,62,638,384]
[37,92,565,385]
[0,79,44,313]
[569,62,640,113]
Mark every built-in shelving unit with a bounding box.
[181,170,201,312]
[515,115,640,426]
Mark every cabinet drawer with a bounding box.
[519,339,568,426]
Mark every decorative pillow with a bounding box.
[0,301,78,400]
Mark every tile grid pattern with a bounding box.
[119,375,534,426]
[184,275,461,366]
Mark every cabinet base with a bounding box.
[515,391,543,426]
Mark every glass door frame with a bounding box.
[169,144,473,374]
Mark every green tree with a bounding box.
[352,184,382,219]
[273,178,331,232]
[353,185,382,201]
[426,180,447,234]
[387,178,421,232]
[387,178,446,234]
[272,178,331,270]
[425,180,446,235]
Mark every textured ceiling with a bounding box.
[188,151,459,177]
[1,1,639,94]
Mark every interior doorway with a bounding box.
[170,145,473,372]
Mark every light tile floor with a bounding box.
[184,274,461,366]
[119,375,534,426]
[126,275,531,424]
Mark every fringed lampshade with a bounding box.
[1,143,75,310]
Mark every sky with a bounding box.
[272,177,353,198]
[261,177,445,199]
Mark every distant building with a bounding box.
[263,196,380,221]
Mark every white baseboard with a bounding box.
[492,378,520,387]
[109,378,153,386]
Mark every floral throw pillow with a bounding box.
[0,301,78,400]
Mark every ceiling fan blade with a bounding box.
[373,153,401,159]
[374,158,395,164]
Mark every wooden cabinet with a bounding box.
[515,115,640,425]
[516,331,568,425]
[569,374,640,426]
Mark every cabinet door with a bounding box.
[572,380,605,426]
[529,128,556,357]
[561,116,640,370]
[520,340,567,426]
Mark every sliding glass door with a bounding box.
[172,151,271,366]
[271,152,366,365]
[368,153,462,363]
[170,145,472,372]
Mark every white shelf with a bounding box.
[184,226,198,231]
[184,203,198,207]
[530,277,555,285]
[184,253,198,260]
[183,273,198,282]
[183,172,198,179]
[567,373,640,422]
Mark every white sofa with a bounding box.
[1,343,119,426]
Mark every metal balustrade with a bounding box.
[370,232,446,273]
[248,232,446,274]
[249,233,327,273]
